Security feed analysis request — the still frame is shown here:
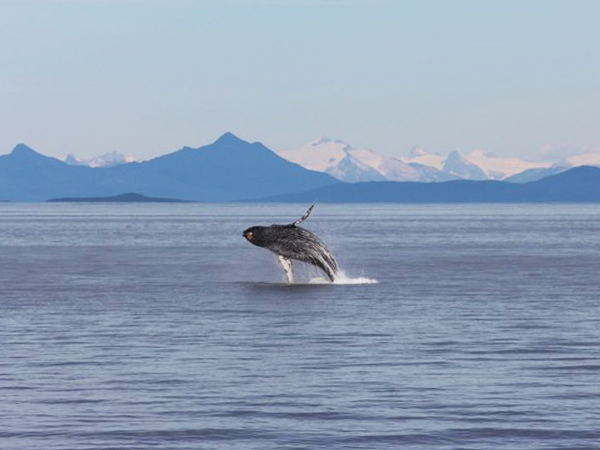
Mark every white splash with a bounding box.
[309,270,378,285]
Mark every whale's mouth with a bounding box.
[243,231,253,241]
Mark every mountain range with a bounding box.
[278,138,599,184]
[57,135,600,185]
[262,166,600,203]
[1,132,600,203]
[0,133,337,202]
[279,138,454,183]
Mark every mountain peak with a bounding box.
[11,143,38,156]
[443,150,488,180]
[310,137,352,152]
[313,137,332,146]
[9,143,53,162]
[445,150,463,164]
[408,145,427,158]
[214,132,246,146]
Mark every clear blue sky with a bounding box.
[1,0,599,160]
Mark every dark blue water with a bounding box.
[1,203,600,450]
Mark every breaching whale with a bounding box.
[243,205,339,283]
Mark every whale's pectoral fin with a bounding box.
[278,256,294,284]
[312,258,337,283]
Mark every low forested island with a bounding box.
[46,193,194,203]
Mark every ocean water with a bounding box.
[1,203,600,450]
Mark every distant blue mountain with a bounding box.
[0,144,95,201]
[504,165,568,183]
[258,166,600,202]
[0,134,339,202]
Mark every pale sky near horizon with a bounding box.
[1,0,599,160]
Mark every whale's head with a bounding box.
[243,226,268,247]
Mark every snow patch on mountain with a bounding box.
[401,146,445,170]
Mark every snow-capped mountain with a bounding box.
[63,151,138,168]
[401,147,492,180]
[463,150,551,180]
[279,138,453,183]
[402,147,552,180]
[279,138,383,182]
[442,151,489,180]
[283,139,574,183]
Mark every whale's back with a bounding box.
[263,225,339,281]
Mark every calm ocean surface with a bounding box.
[1,203,600,450]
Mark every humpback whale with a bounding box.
[243,205,339,283]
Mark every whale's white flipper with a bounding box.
[278,256,294,284]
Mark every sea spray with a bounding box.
[309,270,378,285]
